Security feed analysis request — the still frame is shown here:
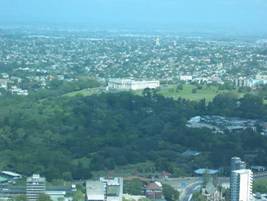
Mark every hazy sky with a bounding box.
[0,0,267,33]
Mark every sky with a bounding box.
[0,0,267,34]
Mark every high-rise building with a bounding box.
[231,157,246,171]
[26,174,46,201]
[231,169,253,201]
[230,157,253,201]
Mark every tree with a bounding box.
[239,94,264,119]
[191,191,206,201]
[176,84,183,92]
[73,190,84,201]
[37,194,52,201]
[124,179,144,195]
[162,184,180,201]
[253,179,267,193]
[8,195,27,201]
[192,88,197,94]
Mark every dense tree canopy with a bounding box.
[0,89,267,180]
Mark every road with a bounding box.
[179,181,203,201]
[162,177,203,201]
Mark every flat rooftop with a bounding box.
[86,181,105,201]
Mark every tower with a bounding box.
[155,37,160,46]
[231,169,253,201]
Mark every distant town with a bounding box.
[0,29,267,96]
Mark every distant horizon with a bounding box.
[0,0,267,36]
[0,22,267,38]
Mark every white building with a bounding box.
[0,171,22,180]
[0,79,8,89]
[231,169,253,201]
[26,174,46,201]
[86,181,106,201]
[180,75,193,82]
[234,77,253,88]
[155,37,160,46]
[100,177,123,201]
[107,79,160,91]
[86,178,123,201]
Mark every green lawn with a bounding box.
[158,84,243,102]
[64,87,105,97]
[63,84,244,102]
[253,178,267,193]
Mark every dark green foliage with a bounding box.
[37,194,52,201]
[0,89,267,180]
[253,179,267,193]
[73,190,85,201]
[124,179,144,195]
[9,195,27,201]
[191,191,206,201]
[162,184,180,201]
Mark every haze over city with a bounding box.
[0,0,267,34]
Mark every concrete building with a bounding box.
[231,157,246,201]
[86,178,123,201]
[234,77,253,88]
[107,79,160,91]
[230,157,254,201]
[0,79,8,89]
[231,169,253,201]
[231,157,246,171]
[26,174,46,201]
[100,177,123,201]
[86,181,106,201]
[180,75,192,82]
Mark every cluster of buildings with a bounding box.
[234,74,267,88]
[186,115,260,134]
[107,79,160,91]
[0,174,75,201]
[179,75,224,85]
[0,157,265,201]
[195,157,259,201]
[86,177,164,201]
[0,29,267,96]
[0,73,28,96]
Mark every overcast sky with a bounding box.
[0,0,267,34]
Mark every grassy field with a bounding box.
[64,87,105,97]
[63,84,244,102]
[158,84,243,102]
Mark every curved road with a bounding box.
[180,181,203,201]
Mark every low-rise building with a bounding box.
[108,79,160,91]
[145,182,163,200]
[180,75,193,82]
[86,181,106,201]
[0,79,8,89]
[86,178,123,201]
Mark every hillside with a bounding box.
[0,89,267,180]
